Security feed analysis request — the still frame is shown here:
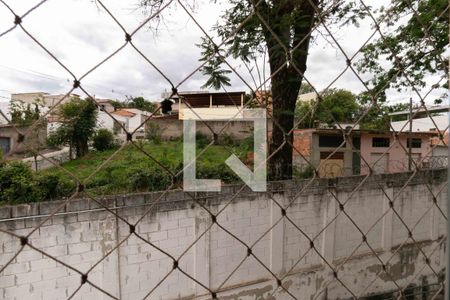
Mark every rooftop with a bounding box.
[388,105,450,116]
[111,109,136,117]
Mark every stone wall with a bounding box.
[0,169,447,300]
[146,118,273,141]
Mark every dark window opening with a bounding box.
[352,137,361,150]
[319,135,345,148]
[372,137,390,147]
[352,152,361,175]
[407,138,422,148]
[320,152,344,159]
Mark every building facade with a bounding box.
[293,129,437,178]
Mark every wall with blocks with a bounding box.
[0,169,447,300]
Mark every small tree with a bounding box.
[126,96,156,113]
[93,129,117,151]
[145,122,162,144]
[10,99,43,126]
[47,98,97,159]
[295,89,360,128]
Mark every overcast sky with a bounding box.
[0,0,445,106]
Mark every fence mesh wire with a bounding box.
[0,0,448,299]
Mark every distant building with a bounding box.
[0,123,47,155]
[391,114,448,133]
[297,92,317,103]
[0,101,9,125]
[96,99,115,113]
[388,104,449,120]
[11,92,80,108]
[292,128,438,177]
[254,90,273,114]
[162,91,245,120]
[99,108,152,140]
[147,91,270,141]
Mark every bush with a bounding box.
[0,161,41,203]
[0,161,76,204]
[196,162,239,183]
[93,129,117,151]
[145,123,162,144]
[128,167,172,192]
[36,173,75,200]
[218,134,237,146]
[293,165,315,179]
[196,132,212,149]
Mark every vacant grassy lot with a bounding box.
[39,139,252,196]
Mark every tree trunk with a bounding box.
[261,0,315,180]
[76,140,89,158]
[269,70,302,180]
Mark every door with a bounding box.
[370,153,389,174]
[319,152,344,178]
[0,137,10,154]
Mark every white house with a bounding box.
[0,101,10,125]
[390,114,449,133]
[98,108,151,140]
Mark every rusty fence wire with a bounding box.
[0,0,448,299]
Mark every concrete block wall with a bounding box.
[0,169,447,299]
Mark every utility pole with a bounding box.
[408,97,413,171]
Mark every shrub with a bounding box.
[196,162,239,184]
[145,123,163,144]
[36,173,75,200]
[293,165,314,179]
[196,132,212,149]
[239,136,254,152]
[93,129,117,151]
[218,134,236,146]
[0,161,41,203]
[128,168,172,192]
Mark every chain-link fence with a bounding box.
[0,0,448,299]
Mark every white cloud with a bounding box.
[0,0,444,106]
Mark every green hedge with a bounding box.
[0,161,75,204]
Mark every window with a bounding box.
[0,137,10,154]
[352,137,361,150]
[320,152,344,159]
[319,135,345,148]
[407,138,422,148]
[372,137,390,148]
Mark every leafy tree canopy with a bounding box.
[111,96,156,113]
[296,89,359,128]
[356,0,449,100]
[10,99,43,126]
[47,98,98,158]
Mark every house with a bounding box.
[99,108,152,140]
[297,91,317,103]
[12,92,80,108]
[96,99,115,113]
[0,123,47,155]
[0,101,9,125]
[147,91,268,141]
[163,91,245,119]
[292,128,438,178]
[390,114,448,133]
[254,90,273,114]
[388,104,449,120]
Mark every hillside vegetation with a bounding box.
[0,138,253,204]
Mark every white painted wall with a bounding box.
[391,114,449,132]
[96,111,115,132]
[0,101,9,124]
[0,171,446,300]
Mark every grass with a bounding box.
[39,139,253,196]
